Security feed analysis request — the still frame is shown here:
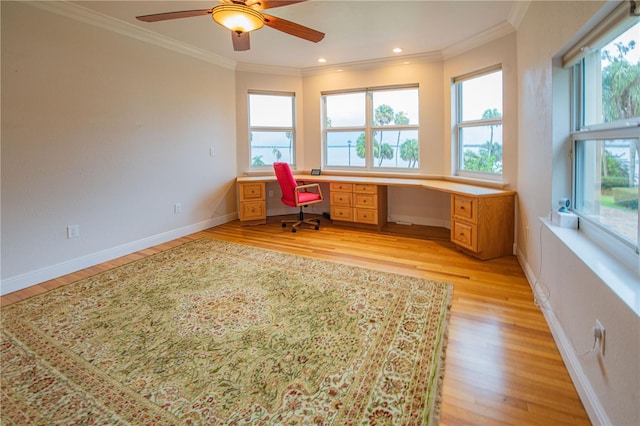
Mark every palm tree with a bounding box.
[400,139,419,168]
[393,111,410,166]
[356,132,393,166]
[602,41,640,186]
[273,148,282,162]
[480,108,502,171]
[285,131,292,163]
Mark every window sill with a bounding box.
[446,175,509,190]
[540,217,640,316]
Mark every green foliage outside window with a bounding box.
[462,108,503,173]
[601,41,639,194]
[352,104,417,168]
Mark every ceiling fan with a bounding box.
[136,0,324,52]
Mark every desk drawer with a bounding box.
[452,195,476,223]
[451,219,477,251]
[240,183,265,201]
[330,183,353,192]
[331,206,353,221]
[355,208,378,225]
[331,191,353,207]
[353,193,377,209]
[240,201,265,221]
[354,184,377,194]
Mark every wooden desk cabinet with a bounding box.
[450,193,514,260]
[237,175,515,260]
[238,182,266,224]
[330,183,387,229]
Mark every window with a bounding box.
[453,67,503,178]
[248,91,295,167]
[322,86,419,170]
[568,13,639,253]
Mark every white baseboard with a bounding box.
[0,213,237,296]
[515,245,610,426]
[387,214,450,229]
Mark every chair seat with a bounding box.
[297,191,322,204]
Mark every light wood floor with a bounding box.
[1,217,591,425]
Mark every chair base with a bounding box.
[281,206,321,232]
[281,217,321,233]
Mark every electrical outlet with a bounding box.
[67,224,79,239]
[268,190,274,197]
[209,147,215,157]
[174,203,182,214]
[593,320,606,356]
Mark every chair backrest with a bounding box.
[273,162,298,207]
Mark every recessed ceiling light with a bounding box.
[318,58,327,63]
[393,47,403,53]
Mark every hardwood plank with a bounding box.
[0,219,590,424]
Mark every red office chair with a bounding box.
[273,162,324,232]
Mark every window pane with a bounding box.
[372,129,419,168]
[583,22,640,127]
[575,138,639,246]
[249,94,292,127]
[250,131,294,166]
[325,131,365,166]
[460,70,503,122]
[325,93,365,127]
[459,125,503,173]
[372,89,419,126]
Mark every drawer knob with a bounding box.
[460,206,465,210]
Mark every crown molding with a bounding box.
[441,20,515,60]
[25,1,237,70]
[235,62,302,77]
[508,0,532,30]
[300,51,443,77]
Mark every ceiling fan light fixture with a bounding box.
[212,4,265,33]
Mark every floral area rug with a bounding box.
[1,238,452,425]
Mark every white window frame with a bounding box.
[453,65,503,181]
[321,85,419,172]
[566,4,640,256]
[572,128,640,254]
[248,90,296,170]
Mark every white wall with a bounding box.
[1,2,238,293]
[516,1,639,424]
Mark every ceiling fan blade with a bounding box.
[262,14,324,43]
[136,9,212,23]
[245,0,307,11]
[232,32,251,51]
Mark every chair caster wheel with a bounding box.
[282,223,287,228]
[291,228,297,233]
[315,225,320,230]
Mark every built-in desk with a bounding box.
[237,175,516,260]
